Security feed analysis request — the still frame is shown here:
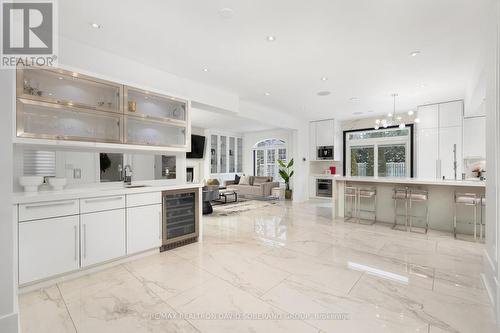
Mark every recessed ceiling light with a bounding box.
[408,110,414,116]
[387,113,393,117]
[202,68,209,72]
[349,97,359,101]
[353,112,363,115]
[420,84,427,88]
[409,51,421,57]
[91,23,101,29]
[321,77,328,81]
[266,36,276,42]
[218,8,234,19]
[317,91,331,96]
[264,92,271,96]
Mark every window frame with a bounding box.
[343,124,414,177]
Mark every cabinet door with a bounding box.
[417,128,439,178]
[127,204,162,254]
[439,126,462,180]
[439,101,463,128]
[417,104,439,129]
[463,117,486,158]
[19,216,79,284]
[81,209,126,267]
[309,122,317,160]
[315,120,335,146]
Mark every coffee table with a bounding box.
[216,189,238,204]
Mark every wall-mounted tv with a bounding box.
[186,135,206,159]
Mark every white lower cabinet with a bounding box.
[127,204,162,254]
[80,209,126,267]
[19,215,79,284]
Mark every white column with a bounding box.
[0,70,18,333]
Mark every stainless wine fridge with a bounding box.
[161,188,200,251]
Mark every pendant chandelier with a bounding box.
[374,93,419,130]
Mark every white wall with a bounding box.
[0,70,18,332]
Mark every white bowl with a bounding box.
[48,177,67,191]
[19,176,43,192]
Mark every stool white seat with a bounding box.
[357,186,377,225]
[408,189,429,233]
[454,192,482,241]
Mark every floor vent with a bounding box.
[160,237,198,252]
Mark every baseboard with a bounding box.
[482,248,499,308]
[0,312,19,333]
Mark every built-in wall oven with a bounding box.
[161,187,200,251]
[316,179,332,197]
[317,146,334,160]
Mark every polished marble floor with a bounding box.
[19,200,497,333]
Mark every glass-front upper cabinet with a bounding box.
[125,87,187,122]
[126,117,186,147]
[220,136,227,173]
[17,99,122,143]
[210,135,218,174]
[17,67,122,113]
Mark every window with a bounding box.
[23,149,56,177]
[344,126,413,177]
[253,139,286,181]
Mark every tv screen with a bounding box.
[186,135,206,159]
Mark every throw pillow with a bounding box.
[234,174,241,185]
[239,175,251,185]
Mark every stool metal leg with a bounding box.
[409,196,412,233]
[453,201,457,239]
[473,203,477,240]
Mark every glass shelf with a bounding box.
[126,116,186,147]
[125,87,187,122]
[17,99,122,143]
[18,68,121,113]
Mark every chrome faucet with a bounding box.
[123,164,133,185]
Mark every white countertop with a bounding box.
[333,176,485,187]
[310,174,341,179]
[13,183,203,204]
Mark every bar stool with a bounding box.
[454,192,481,241]
[393,187,409,231]
[344,185,357,222]
[357,186,377,225]
[480,195,486,240]
[408,188,429,234]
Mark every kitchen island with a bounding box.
[332,176,485,233]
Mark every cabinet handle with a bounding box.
[159,211,162,240]
[74,225,78,261]
[84,196,123,204]
[83,223,87,259]
[24,201,75,209]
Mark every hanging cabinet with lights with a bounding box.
[15,67,190,151]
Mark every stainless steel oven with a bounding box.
[316,179,332,197]
[317,146,334,160]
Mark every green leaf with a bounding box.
[289,170,294,179]
[287,158,294,168]
[277,159,286,168]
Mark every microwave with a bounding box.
[317,146,334,160]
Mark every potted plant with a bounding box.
[278,158,294,200]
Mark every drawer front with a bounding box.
[80,195,125,213]
[19,200,79,222]
[126,192,161,207]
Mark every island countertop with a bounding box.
[334,176,485,187]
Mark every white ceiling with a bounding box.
[190,107,275,133]
[60,0,489,121]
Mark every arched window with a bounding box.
[253,139,287,181]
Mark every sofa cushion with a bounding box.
[239,175,251,185]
